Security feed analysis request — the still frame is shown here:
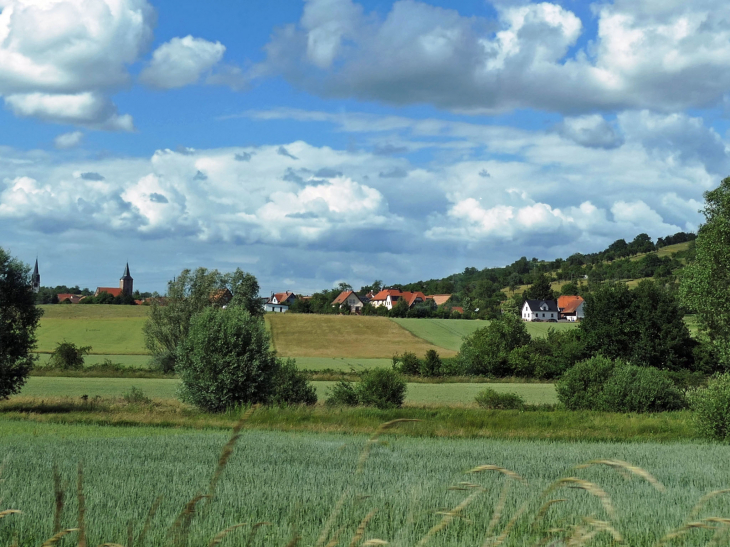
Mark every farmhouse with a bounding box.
[331,290,365,313]
[369,288,427,310]
[557,295,585,322]
[265,291,296,313]
[57,293,85,304]
[522,299,559,321]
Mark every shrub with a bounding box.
[325,380,360,406]
[689,373,730,441]
[272,358,317,406]
[555,355,617,410]
[392,351,421,375]
[474,388,524,410]
[459,314,531,376]
[122,386,151,404]
[357,368,407,409]
[420,349,443,377]
[49,341,91,370]
[176,307,279,412]
[599,364,686,412]
[150,351,176,374]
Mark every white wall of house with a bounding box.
[347,294,363,312]
[522,302,557,322]
[264,303,289,313]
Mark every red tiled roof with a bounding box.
[370,289,402,301]
[57,293,83,304]
[452,307,464,314]
[557,295,584,314]
[370,289,425,307]
[272,291,295,303]
[95,287,123,297]
[426,294,452,306]
[332,290,361,305]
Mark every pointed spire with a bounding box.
[33,258,39,276]
[121,262,132,280]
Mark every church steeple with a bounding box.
[119,262,133,296]
[32,259,40,293]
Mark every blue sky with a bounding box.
[1,0,728,295]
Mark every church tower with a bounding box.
[120,263,133,296]
[32,259,40,293]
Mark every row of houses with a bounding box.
[263,288,457,314]
[521,296,585,322]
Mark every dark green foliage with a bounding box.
[599,365,686,412]
[272,358,317,406]
[420,349,443,376]
[356,368,407,409]
[459,314,531,376]
[560,282,580,296]
[0,248,43,399]
[49,341,92,370]
[392,351,421,375]
[150,351,176,374]
[689,373,730,441]
[474,388,524,409]
[144,267,261,371]
[680,178,730,368]
[580,280,695,370]
[325,380,360,406]
[327,369,407,409]
[525,273,555,300]
[557,356,686,412]
[556,355,618,410]
[176,307,279,412]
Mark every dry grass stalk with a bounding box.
[207,406,256,503]
[245,521,271,547]
[361,541,388,546]
[128,520,135,547]
[468,465,527,485]
[207,523,247,547]
[52,463,65,534]
[481,500,530,547]
[40,528,79,547]
[324,524,347,547]
[545,478,615,519]
[689,488,730,519]
[654,519,714,546]
[532,499,568,525]
[284,534,302,547]
[348,509,378,547]
[485,482,511,538]
[0,509,20,519]
[167,493,209,546]
[77,462,86,547]
[136,495,163,546]
[575,459,665,492]
[416,489,483,546]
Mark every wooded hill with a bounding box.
[384,231,696,316]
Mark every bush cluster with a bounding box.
[556,356,686,412]
[474,388,524,410]
[688,373,730,442]
[392,350,463,377]
[326,368,407,409]
[49,341,92,370]
[175,307,316,412]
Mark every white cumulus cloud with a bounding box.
[139,35,226,89]
[54,130,83,149]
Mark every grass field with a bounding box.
[393,318,576,351]
[0,420,728,546]
[295,357,393,372]
[36,304,149,354]
[267,313,453,358]
[17,377,555,406]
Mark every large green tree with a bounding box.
[680,178,730,368]
[0,248,43,398]
[459,314,531,376]
[144,267,261,372]
[524,273,555,300]
[581,280,695,370]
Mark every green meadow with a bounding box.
[17,377,557,406]
[0,420,727,546]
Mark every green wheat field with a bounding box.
[1,420,728,546]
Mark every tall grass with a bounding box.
[2,415,730,545]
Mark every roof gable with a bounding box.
[524,299,558,312]
[557,295,584,313]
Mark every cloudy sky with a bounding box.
[1,0,727,294]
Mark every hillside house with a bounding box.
[522,299,558,321]
[426,294,452,306]
[331,290,365,313]
[557,295,585,322]
[265,291,296,313]
[57,293,84,304]
[210,288,233,307]
[370,289,427,310]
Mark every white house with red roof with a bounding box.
[369,288,427,310]
[265,291,296,313]
[331,290,365,313]
[557,295,585,322]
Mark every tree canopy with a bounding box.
[0,247,43,399]
[680,177,730,369]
